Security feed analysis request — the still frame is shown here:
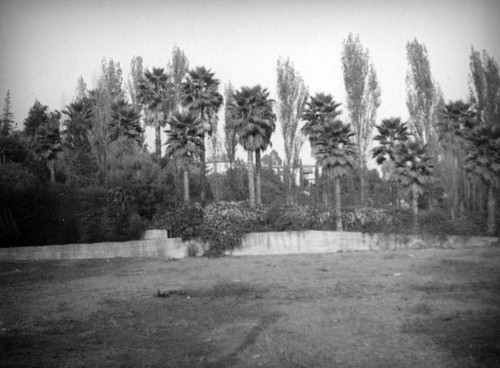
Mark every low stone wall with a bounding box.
[0,230,190,261]
[0,230,497,261]
[234,231,498,256]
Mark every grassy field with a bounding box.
[1,247,499,367]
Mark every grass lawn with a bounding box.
[1,247,499,367]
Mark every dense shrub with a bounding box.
[418,209,493,236]
[260,204,319,231]
[0,182,151,247]
[200,201,265,256]
[341,207,395,233]
[150,203,204,240]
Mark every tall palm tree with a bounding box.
[33,112,63,183]
[462,124,500,235]
[165,111,203,204]
[137,68,172,162]
[441,102,500,235]
[393,140,435,230]
[62,99,94,149]
[181,67,223,203]
[313,120,358,231]
[372,117,410,207]
[232,86,276,207]
[302,93,343,206]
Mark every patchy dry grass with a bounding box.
[1,247,499,367]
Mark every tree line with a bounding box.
[1,35,499,243]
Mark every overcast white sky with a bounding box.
[1,0,499,161]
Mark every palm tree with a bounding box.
[372,117,410,207]
[462,124,500,235]
[313,120,358,231]
[393,140,435,230]
[302,93,343,206]
[181,67,223,203]
[232,86,276,207]
[137,68,172,162]
[33,112,63,183]
[109,99,144,146]
[165,111,203,204]
[441,102,500,235]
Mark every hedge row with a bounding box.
[151,201,492,256]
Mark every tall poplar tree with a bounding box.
[342,33,381,205]
[406,38,438,145]
[1,90,15,135]
[469,47,500,129]
[224,82,238,168]
[276,57,309,205]
[128,56,144,109]
[168,46,189,112]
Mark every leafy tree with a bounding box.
[109,99,144,145]
[84,59,127,185]
[467,49,500,234]
[302,93,342,206]
[138,67,173,162]
[168,46,189,112]
[372,117,410,207]
[276,57,309,205]
[393,140,435,230]
[0,132,27,165]
[75,76,88,101]
[1,90,15,135]
[127,56,144,108]
[165,111,203,203]
[24,100,50,139]
[469,48,500,128]
[181,66,223,203]
[232,85,276,207]
[262,149,283,171]
[342,33,381,205]
[406,38,438,145]
[100,58,125,101]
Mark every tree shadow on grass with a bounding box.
[206,311,283,368]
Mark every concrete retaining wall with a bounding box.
[234,231,498,256]
[0,230,497,261]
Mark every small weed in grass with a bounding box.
[155,289,190,298]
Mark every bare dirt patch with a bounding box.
[1,247,499,367]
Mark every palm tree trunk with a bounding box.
[248,150,255,207]
[155,124,162,163]
[322,169,329,206]
[314,162,320,205]
[183,167,190,204]
[255,149,262,205]
[412,192,419,231]
[487,184,496,235]
[334,176,342,231]
[200,136,206,204]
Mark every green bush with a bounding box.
[261,204,318,231]
[152,203,204,240]
[341,207,395,233]
[200,201,265,256]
